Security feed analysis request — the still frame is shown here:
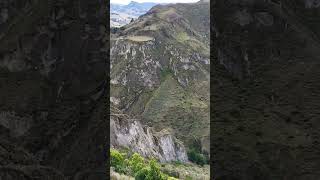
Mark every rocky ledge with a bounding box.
[111,106,188,163]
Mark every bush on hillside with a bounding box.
[129,153,146,175]
[187,138,209,166]
[134,159,168,180]
[110,149,127,173]
[135,167,150,180]
[187,148,207,166]
[111,149,178,180]
[146,159,167,180]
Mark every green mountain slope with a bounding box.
[110,1,210,153]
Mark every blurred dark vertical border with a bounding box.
[0,0,110,179]
[105,0,111,178]
[210,0,320,179]
[210,0,215,179]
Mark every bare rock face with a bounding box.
[0,0,108,179]
[213,0,320,179]
[111,113,188,163]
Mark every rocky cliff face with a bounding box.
[0,0,108,179]
[111,107,188,162]
[111,1,210,154]
[213,0,320,179]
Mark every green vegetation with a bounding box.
[110,149,175,180]
[110,149,128,173]
[142,74,209,150]
[187,138,209,166]
[110,148,210,179]
[187,149,208,166]
[176,32,190,43]
[157,8,177,19]
[175,30,209,56]
[129,153,145,174]
[160,68,174,82]
[110,0,210,172]
[162,162,210,180]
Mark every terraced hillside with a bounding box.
[110,1,210,154]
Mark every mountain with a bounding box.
[111,1,158,15]
[111,1,158,27]
[111,12,134,27]
[110,0,210,158]
[213,0,320,179]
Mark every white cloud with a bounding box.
[110,0,199,5]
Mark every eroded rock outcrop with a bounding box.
[111,107,188,163]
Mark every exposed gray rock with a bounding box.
[111,115,188,163]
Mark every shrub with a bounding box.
[111,149,175,180]
[129,153,146,175]
[187,148,207,166]
[135,167,150,180]
[190,138,202,152]
[146,159,166,180]
[135,159,168,180]
[187,138,209,166]
[110,149,127,173]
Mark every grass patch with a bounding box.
[176,32,190,43]
[162,162,210,180]
[160,68,174,82]
[126,36,154,42]
[157,8,177,19]
[142,74,208,144]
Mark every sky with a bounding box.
[110,0,199,5]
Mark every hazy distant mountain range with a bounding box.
[110,1,159,27]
